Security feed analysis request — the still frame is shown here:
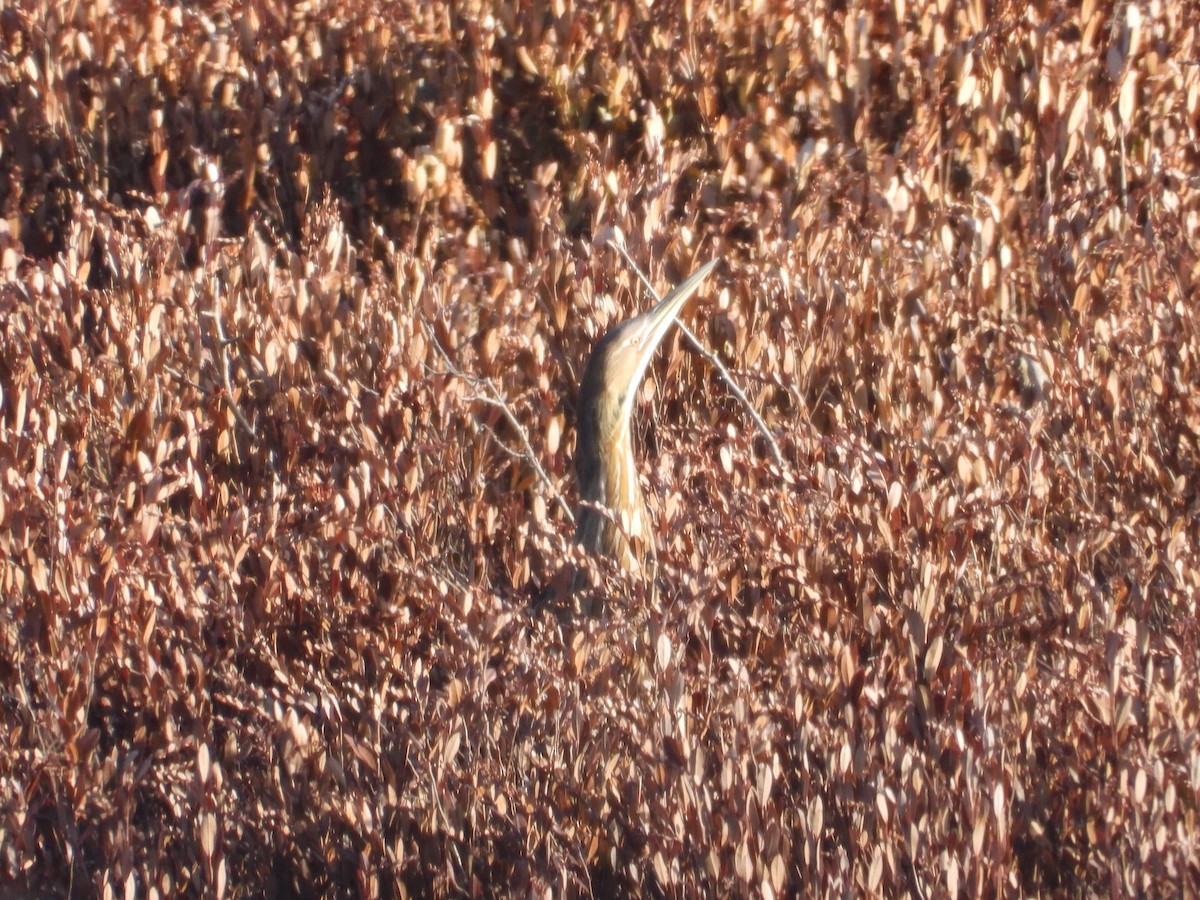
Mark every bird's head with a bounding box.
[579,259,719,432]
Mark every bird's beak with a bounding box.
[631,258,720,369]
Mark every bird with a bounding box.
[573,258,719,594]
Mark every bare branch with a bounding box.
[200,259,278,473]
[422,321,576,525]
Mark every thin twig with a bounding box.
[202,260,278,472]
[608,241,786,470]
[422,321,575,524]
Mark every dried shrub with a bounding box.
[1,0,1197,896]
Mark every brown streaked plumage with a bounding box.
[574,259,718,586]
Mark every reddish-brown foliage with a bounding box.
[1,0,1198,896]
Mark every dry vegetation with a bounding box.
[1,0,1199,895]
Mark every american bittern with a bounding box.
[574,259,719,581]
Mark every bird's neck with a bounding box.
[575,409,649,570]
[604,421,641,504]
